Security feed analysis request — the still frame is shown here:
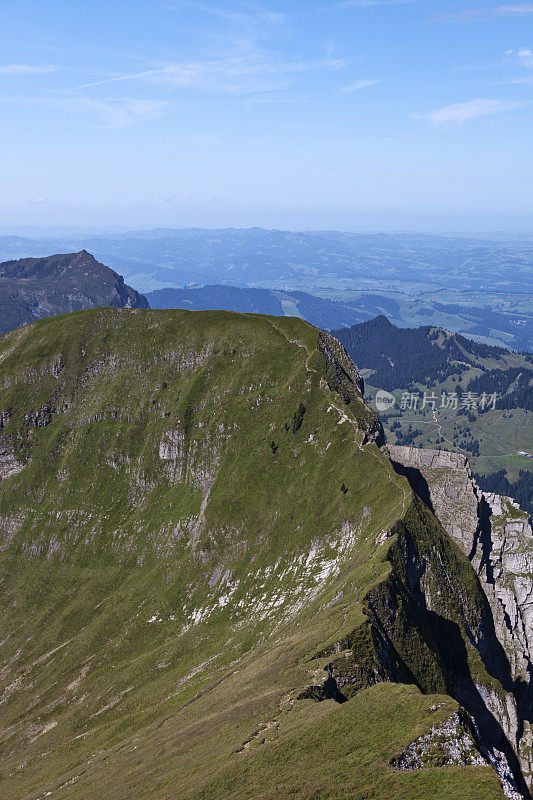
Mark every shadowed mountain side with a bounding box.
[0,250,149,335]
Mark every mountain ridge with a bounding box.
[0,308,530,798]
[332,314,532,391]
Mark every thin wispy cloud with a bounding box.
[59,8,346,115]
[339,78,383,91]
[163,0,287,21]
[455,46,533,74]
[330,0,416,9]
[0,64,57,75]
[504,47,533,82]
[507,46,533,66]
[161,1,288,37]
[438,4,533,21]
[2,11,341,129]
[2,95,168,127]
[416,98,527,126]
[71,49,348,96]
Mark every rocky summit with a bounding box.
[0,307,531,800]
[0,250,149,336]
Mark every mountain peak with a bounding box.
[368,313,394,327]
[0,251,149,335]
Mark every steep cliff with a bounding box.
[389,445,533,793]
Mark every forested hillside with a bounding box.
[333,316,533,491]
[146,285,369,329]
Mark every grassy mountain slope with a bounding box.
[0,250,149,335]
[0,309,520,799]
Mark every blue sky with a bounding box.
[1,0,532,231]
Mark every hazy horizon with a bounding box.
[1,212,533,238]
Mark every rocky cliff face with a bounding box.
[389,445,533,794]
[0,250,149,335]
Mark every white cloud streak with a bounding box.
[438,4,533,21]
[2,95,168,127]
[0,64,57,75]
[70,50,348,96]
[417,98,527,126]
[504,47,533,81]
[162,1,288,26]
[515,47,533,66]
[339,78,383,91]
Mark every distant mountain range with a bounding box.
[146,285,374,330]
[0,250,148,335]
[1,227,532,294]
[0,227,531,350]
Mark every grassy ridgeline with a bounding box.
[0,309,510,800]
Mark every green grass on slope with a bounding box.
[0,309,507,800]
[186,684,503,800]
[8,682,502,800]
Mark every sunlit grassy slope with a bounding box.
[0,309,506,800]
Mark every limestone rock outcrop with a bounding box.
[389,444,533,793]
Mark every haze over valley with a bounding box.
[2,227,532,351]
